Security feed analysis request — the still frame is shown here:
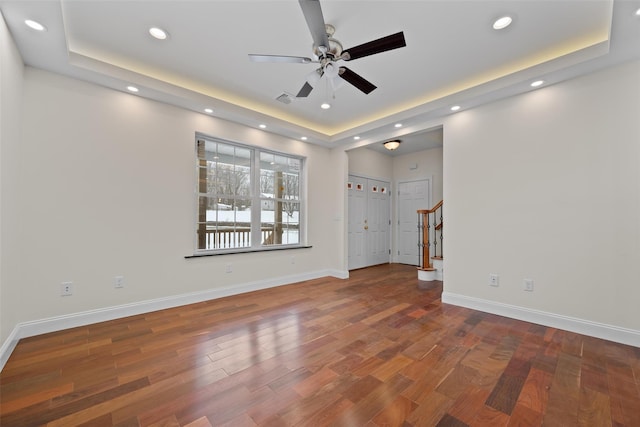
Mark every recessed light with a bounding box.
[127,86,139,93]
[394,123,402,128]
[636,7,640,16]
[320,103,331,109]
[530,80,544,87]
[25,19,46,31]
[149,27,168,40]
[353,136,360,140]
[301,136,308,141]
[493,16,513,30]
[450,105,461,111]
[204,108,213,114]
[259,124,267,129]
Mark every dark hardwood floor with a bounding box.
[1,264,639,426]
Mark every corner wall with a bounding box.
[0,11,25,353]
[443,60,640,344]
[1,66,345,361]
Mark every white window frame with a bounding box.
[193,133,306,255]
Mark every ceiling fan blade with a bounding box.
[299,0,330,50]
[339,67,377,94]
[342,32,406,61]
[296,82,314,98]
[248,54,313,64]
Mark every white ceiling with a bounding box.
[1,0,639,154]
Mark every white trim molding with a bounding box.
[0,328,21,372]
[1,269,347,371]
[442,292,640,348]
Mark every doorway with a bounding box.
[348,175,391,270]
[397,179,431,265]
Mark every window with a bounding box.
[195,135,304,253]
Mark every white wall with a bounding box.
[1,67,344,345]
[347,147,393,181]
[329,148,349,275]
[443,60,640,337]
[0,11,25,347]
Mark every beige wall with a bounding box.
[329,148,349,274]
[0,11,25,345]
[0,66,344,340]
[347,147,393,181]
[443,60,640,332]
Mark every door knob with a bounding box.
[364,225,369,230]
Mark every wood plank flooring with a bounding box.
[1,264,639,426]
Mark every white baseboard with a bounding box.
[327,269,349,280]
[0,327,20,372]
[0,269,344,371]
[442,292,640,348]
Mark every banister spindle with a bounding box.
[439,205,443,257]
[432,210,438,258]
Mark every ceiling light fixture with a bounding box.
[493,16,513,30]
[127,86,139,93]
[204,108,213,114]
[450,105,461,111]
[530,80,544,87]
[259,124,267,129]
[301,136,308,141]
[383,140,401,151]
[353,136,361,140]
[394,123,402,128]
[25,19,46,31]
[320,103,331,110]
[149,27,168,40]
[636,7,640,16]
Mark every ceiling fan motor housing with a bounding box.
[313,37,343,60]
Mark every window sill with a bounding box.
[185,245,312,258]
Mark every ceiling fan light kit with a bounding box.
[384,140,401,150]
[249,0,406,103]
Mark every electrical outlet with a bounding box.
[61,281,73,296]
[225,263,232,273]
[524,279,534,292]
[489,274,499,287]
[114,276,124,288]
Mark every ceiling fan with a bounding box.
[248,0,406,98]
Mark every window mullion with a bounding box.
[251,150,261,247]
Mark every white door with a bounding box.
[367,179,390,266]
[348,176,390,270]
[397,180,430,265]
[348,176,367,270]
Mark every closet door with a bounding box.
[366,179,390,266]
[348,176,367,270]
[348,176,390,270]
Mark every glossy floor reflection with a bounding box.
[1,264,639,426]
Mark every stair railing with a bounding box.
[417,200,443,270]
